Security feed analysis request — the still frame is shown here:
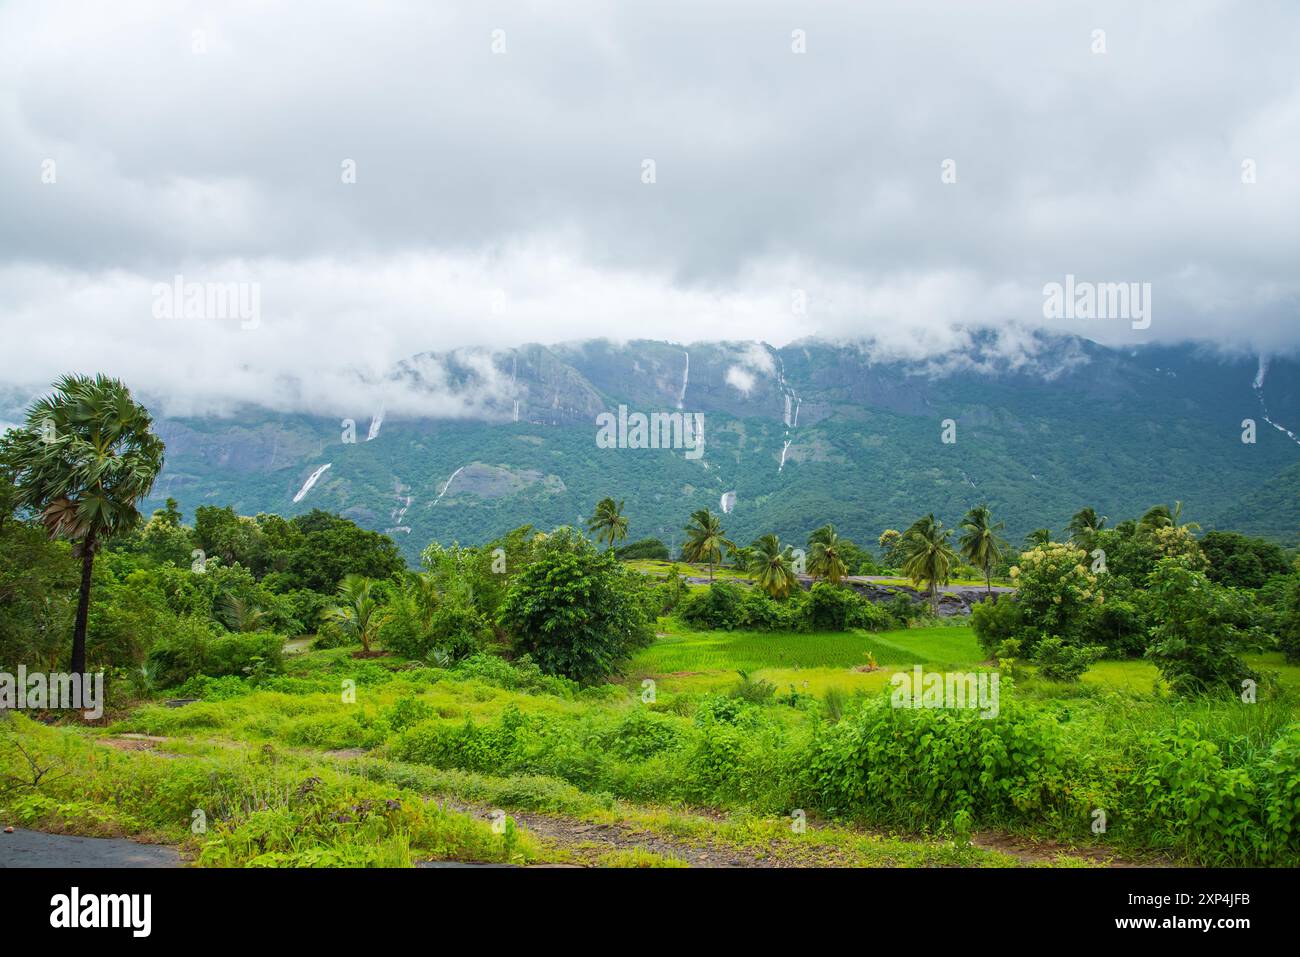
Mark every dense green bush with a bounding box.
[1143,559,1261,696]
[678,581,748,630]
[1009,544,1101,653]
[1081,576,1147,657]
[498,529,652,683]
[1279,577,1300,664]
[1125,720,1300,864]
[146,621,284,687]
[741,587,806,631]
[885,592,930,626]
[1033,636,1103,682]
[615,538,672,561]
[379,589,490,662]
[646,570,690,616]
[605,708,682,761]
[806,692,1082,827]
[970,596,1023,657]
[847,596,901,632]
[806,582,857,630]
[1201,531,1291,589]
[452,653,578,697]
[679,581,905,634]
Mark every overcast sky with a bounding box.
[2,0,1297,417]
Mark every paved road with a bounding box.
[0,828,516,868]
[0,829,181,868]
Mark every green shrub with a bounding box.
[806,691,1083,827]
[729,670,776,704]
[678,581,747,630]
[615,538,671,561]
[1010,544,1101,652]
[1082,577,1147,658]
[1033,637,1104,682]
[740,587,805,631]
[206,631,284,680]
[607,709,683,761]
[886,592,930,626]
[146,620,284,687]
[312,620,351,650]
[847,596,899,632]
[383,696,434,733]
[498,528,652,683]
[647,572,690,616]
[1279,577,1300,665]
[1126,721,1278,863]
[452,653,578,697]
[806,582,857,630]
[970,596,1023,657]
[1144,559,1261,697]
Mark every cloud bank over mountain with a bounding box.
[1,0,1297,416]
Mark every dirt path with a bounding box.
[426,796,770,867]
[970,831,1162,868]
[0,829,180,868]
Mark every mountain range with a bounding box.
[6,333,1299,562]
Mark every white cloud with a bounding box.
[725,366,757,394]
[1,0,1297,414]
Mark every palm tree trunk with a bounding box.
[70,536,95,710]
[984,562,992,597]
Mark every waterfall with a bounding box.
[292,463,332,503]
[431,466,465,506]
[1253,355,1300,447]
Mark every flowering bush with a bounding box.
[1010,543,1103,653]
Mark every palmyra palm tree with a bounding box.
[1066,507,1107,549]
[681,508,733,581]
[958,504,1009,596]
[748,533,799,599]
[0,374,164,699]
[898,514,958,613]
[322,574,382,654]
[586,497,629,551]
[807,524,848,584]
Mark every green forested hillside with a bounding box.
[116,336,1300,562]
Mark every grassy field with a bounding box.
[0,641,1042,869]
[4,620,1298,868]
[630,620,1300,699]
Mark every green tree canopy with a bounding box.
[498,527,651,682]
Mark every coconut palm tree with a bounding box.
[1023,528,1053,548]
[898,514,958,612]
[807,524,848,584]
[586,497,629,551]
[0,374,164,699]
[322,574,382,653]
[1066,507,1107,549]
[958,504,1009,596]
[1138,504,1174,530]
[219,594,269,633]
[681,508,733,581]
[1139,500,1199,533]
[748,533,799,599]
